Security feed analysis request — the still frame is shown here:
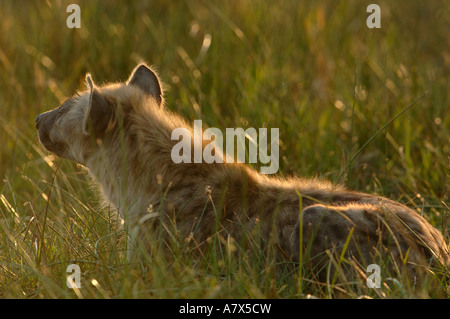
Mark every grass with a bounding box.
[0,0,449,298]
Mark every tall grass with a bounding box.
[0,0,448,298]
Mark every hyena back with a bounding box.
[36,63,449,279]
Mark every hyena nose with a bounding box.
[35,114,42,129]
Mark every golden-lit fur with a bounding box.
[36,63,449,278]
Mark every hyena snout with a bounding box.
[35,108,56,130]
[36,109,55,138]
[35,112,52,132]
[35,114,42,128]
[35,108,68,157]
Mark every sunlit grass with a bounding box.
[0,0,448,298]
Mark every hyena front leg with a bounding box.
[126,202,190,262]
[125,207,163,262]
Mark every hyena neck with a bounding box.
[84,102,225,222]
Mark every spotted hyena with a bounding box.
[36,63,449,280]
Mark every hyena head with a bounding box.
[35,64,163,164]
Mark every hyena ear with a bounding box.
[83,74,113,139]
[127,64,163,106]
